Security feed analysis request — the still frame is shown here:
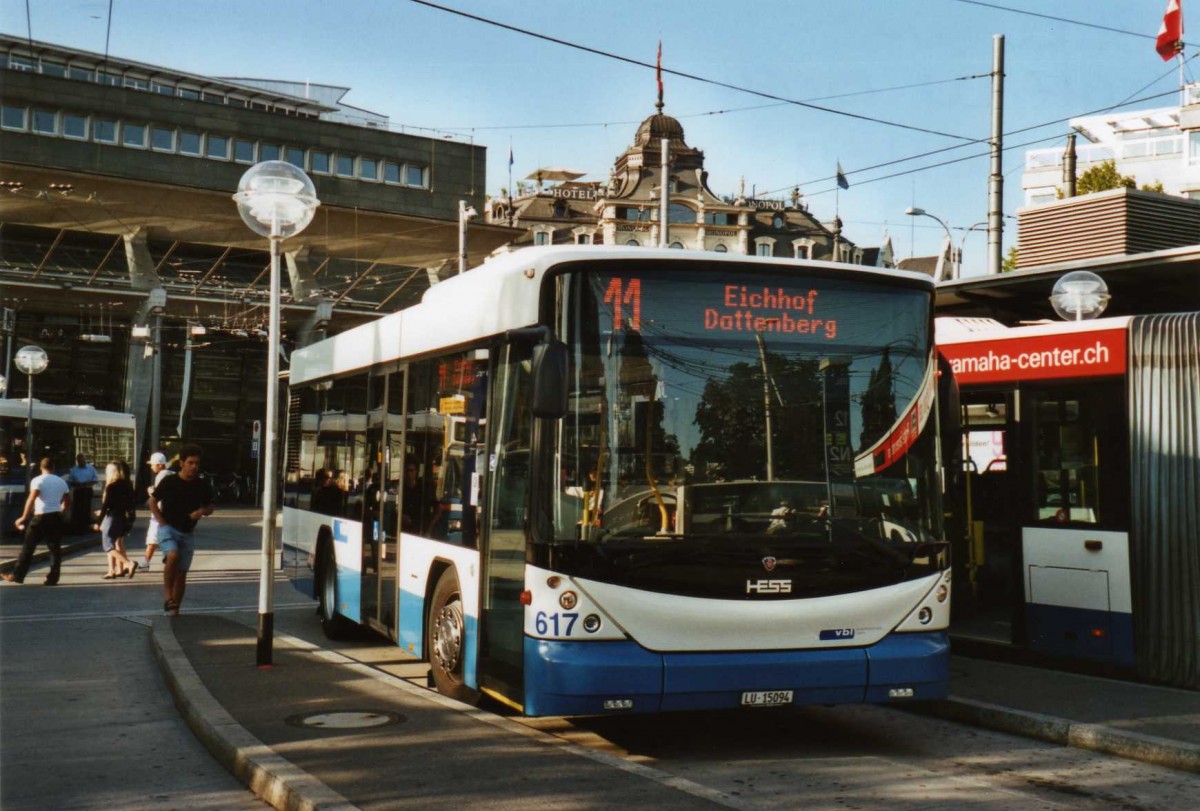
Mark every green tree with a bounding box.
[1001,246,1019,273]
[1140,180,1165,193]
[1076,160,1135,195]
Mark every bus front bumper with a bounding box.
[522,631,948,717]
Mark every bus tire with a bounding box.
[317,542,355,640]
[427,568,480,705]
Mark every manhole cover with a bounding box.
[286,710,405,730]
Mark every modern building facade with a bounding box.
[1022,84,1200,206]
[1,36,517,479]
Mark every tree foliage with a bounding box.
[1001,246,1019,274]
[1076,160,1136,195]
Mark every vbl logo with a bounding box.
[819,628,856,640]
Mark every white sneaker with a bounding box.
[142,559,153,572]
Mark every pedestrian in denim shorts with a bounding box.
[147,444,214,615]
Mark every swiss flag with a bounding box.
[1156,0,1184,61]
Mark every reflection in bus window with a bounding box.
[403,351,488,545]
[1029,384,1127,526]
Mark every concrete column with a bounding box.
[284,246,320,303]
[121,230,165,459]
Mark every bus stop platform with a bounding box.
[152,616,1200,811]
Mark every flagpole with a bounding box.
[507,137,514,226]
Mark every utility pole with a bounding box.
[988,34,1005,276]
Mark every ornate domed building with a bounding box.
[488,98,890,266]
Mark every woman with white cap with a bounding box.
[141,452,172,571]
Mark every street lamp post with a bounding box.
[14,345,49,489]
[905,207,956,281]
[958,221,987,276]
[234,161,320,667]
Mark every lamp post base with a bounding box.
[256,611,274,667]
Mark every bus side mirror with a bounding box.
[531,340,568,419]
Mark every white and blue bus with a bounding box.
[282,247,955,715]
[0,399,137,533]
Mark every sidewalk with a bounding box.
[151,617,1200,811]
[0,529,100,575]
[153,615,739,811]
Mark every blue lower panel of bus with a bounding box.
[1026,603,1135,668]
[523,632,949,716]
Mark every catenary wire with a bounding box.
[407,0,976,142]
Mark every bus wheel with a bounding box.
[318,543,355,640]
[428,569,480,705]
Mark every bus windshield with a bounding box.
[546,265,944,598]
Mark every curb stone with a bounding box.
[911,697,1200,774]
[150,617,360,811]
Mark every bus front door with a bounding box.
[958,391,1020,646]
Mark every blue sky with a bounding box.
[2,0,1190,276]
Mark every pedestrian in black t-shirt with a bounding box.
[148,444,214,615]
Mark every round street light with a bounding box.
[1050,270,1110,322]
[234,161,320,667]
[14,345,49,488]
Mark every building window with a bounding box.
[202,91,225,104]
[123,76,149,91]
[772,214,784,230]
[41,61,66,78]
[97,70,121,86]
[179,130,202,156]
[383,160,400,183]
[704,211,732,226]
[151,80,174,96]
[234,139,254,163]
[1189,132,1200,165]
[7,55,35,72]
[59,112,86,140]
[576,233,591,245]
[311,150,331,174]
[668,203,694,224]
[336,154,355,177]
[122,122,147,148]
[404,164,427,187]
[669,241,684,249]
[67,66,93,81]
[260,144,280,162]
[151,126,176,152]
[625,239,640,246]
[754,237,776,257]
[285,146,305,168]
[93,118,117,144]
[1,104,27,131]
[534,231,551,246]
[178,87,200,100]
[207,135,230,160]
[792,240,812,260]
[360,157,379,181]
[713,243,728,253]
[32,109,57,135]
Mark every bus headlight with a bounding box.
[936,585,948,603]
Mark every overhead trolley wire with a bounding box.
[950,0,1161,42]
[408,0,976,142]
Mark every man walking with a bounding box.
[3,457,71,585]
[147,444,214,615]
[141,452,172,572]
[66,453,100,532]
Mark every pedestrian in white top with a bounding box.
[141,452,172,572]
[2,457,71,585]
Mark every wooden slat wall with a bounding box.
[1017,189,1200,269]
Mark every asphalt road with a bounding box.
[3,510,1199,810]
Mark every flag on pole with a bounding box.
[836,162,850,190]
[1156,0,1184,61]
[656,40,664,106]
[508,143,514,169]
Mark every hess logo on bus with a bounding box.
[746,579,792,594]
